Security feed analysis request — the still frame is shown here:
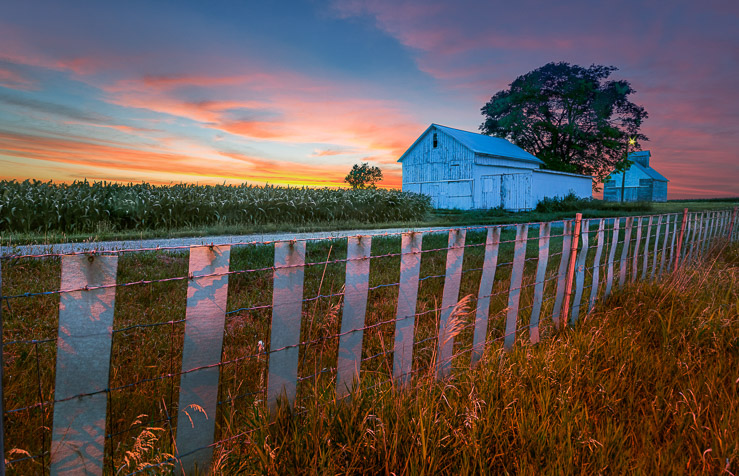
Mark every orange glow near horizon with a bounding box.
[0,1,736,199]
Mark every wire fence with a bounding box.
[0,206,736,474]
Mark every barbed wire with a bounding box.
[2,209,735,472]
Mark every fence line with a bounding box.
[0,206,736,474]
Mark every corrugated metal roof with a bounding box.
[631,161,668,182]
[398,124,544,165]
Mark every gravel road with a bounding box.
[0,220,571,257]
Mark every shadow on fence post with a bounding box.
[560,213,582,327]
[729,207,738,243]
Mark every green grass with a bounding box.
[1,180,736,247]
[0,179,432,242]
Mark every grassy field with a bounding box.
[228,243,738,475]
[1,179,736,246]
[1,208,736,473]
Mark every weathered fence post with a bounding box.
[588,219,605,314]
[267,241,306,411]
[504,224,528,349]
[729,207,738,243]
[668,213,678,273]
[641,216,653,279]
[631,216,642,282]
[529,223,550,345]
[619,216,633,288]
[176,245,231,475]
[552,220,572,326]
[437,229,465,377]
[650,215,662,280]
[336,236,372,398]
[471,227,500,365]
[560,213,582,327]
[570,218,589,325]
[51,253,118,476]
[393,232,422,385]
[605,218,620,297]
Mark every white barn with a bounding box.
[399,124,593,210]
[603,151,668,202]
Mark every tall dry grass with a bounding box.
[206,244,739,474]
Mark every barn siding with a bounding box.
[468,163,533,208]
[400,124,594,210]
[604,162,668,202]
[401,127,474,185]
[604,166,650,202]
[652,181,668,202]
[531,170,592,203]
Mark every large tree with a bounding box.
[480,62,647,184]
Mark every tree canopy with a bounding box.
[480,62,647,183]
[344,162,383,189]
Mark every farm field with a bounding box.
[2,231,736,474]
[1,179,736,247]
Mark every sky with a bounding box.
[0,0,737,198]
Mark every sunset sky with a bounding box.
[1,0,737,198]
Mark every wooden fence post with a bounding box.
[570,218,589,325]
[729,207,738,243]
[631,217,642,282]
[528,223,550,345]
[437,229,466,377]
[471,227,500,365]
[504,224,528,349]
[336,236,372,398]
[605,218,620,296]
[393,232,422,385]
[267,241,306,411]
[551,220,572,326]
[176,245,231,474]
[51,253,118,475]
[619,217,633,288]
[588,219,605,314]
[560,213,582,327]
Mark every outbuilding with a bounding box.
[603,151,668,202]
[399,124,593,210]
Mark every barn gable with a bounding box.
[399,124,593,210]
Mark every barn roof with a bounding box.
[398,124,544,165]
[631,161,669,182]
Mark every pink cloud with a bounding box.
[0,64,36,90]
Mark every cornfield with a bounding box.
[0,180,432,233]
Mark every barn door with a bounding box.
[501,174,531,211]
[422,183,442,208]
[481,175,501,208]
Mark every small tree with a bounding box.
[344,163,383,189]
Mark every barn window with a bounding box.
[433,133,438,148]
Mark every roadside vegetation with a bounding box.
[0,180,736,247]
[0,179,431,242]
